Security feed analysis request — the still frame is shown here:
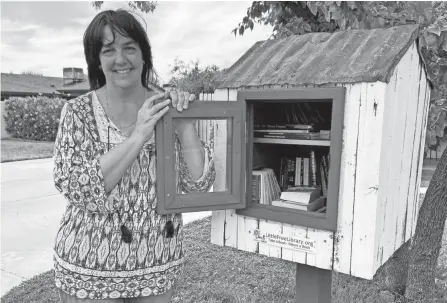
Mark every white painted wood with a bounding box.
[374,43,430,273]
[333,83,362,275]
[412,77,431,236]
[401,44,423,244]
[281,223,307,263]
[406,65,427,240]
[307,228,333,270]
[211,211,226,246]
[374,66,398,269]
[351,82,387,279]
[237,216,259,253]
[258,220,282,258]
[374,43,417,272]
[390,43,414,255]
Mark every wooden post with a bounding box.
[296,263,332,303]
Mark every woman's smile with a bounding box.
[115,68,133,74]
[115,68,131,74]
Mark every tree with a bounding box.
[21,70,43,76]
[91,1,157,14]
[168,59,225,97]
[233,2,447,301]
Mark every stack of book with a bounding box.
[320,130,331,139]
[272,186,326,212]
[252,168,282,205]
[254,124,321,140]
[279,151,330,196]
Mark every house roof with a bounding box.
[57,80,91,93]
[1,73,90,96]
[1,73,64,95]
[218,25,420,89]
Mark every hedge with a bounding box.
[3,96,67,141]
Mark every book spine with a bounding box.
[260,173,266,204]
[252,174,261,203]
[310,150,317,186]
[281,157,288,190]
[303,157,309,186]
[279,158,284,190]
[320,157,328,196]
[254,129,310,134]
[294,157,302,186]
[287,158,295,187]
[254,133,312,140]
[254,124,314,130]
[322,154,329,183]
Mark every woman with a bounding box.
[53,9,215,303]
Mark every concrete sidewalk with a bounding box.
[0,158,211,296]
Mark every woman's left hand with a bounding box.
[169,90,195,112]
[168,90,196,135]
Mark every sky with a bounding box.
[1,1,273,84]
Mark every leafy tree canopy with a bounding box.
[92,1,157,13]
[168,59,225,97]
[233,1,447,151]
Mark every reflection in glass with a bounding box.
[173,118,232,194]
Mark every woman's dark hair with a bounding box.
[83,9,153,90]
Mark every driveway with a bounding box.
[0,158,211,296]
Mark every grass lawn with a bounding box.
[2,216,446,303]
[1,138,54,163]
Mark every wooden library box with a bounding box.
[155,24,431,280]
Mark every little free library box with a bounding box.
[155,24,431,282]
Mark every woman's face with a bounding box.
[99,25,144,90]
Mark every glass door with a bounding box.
[155,101,246,214]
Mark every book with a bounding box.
[272,196,325,212]
[254,133,314,140]
[252,174,261,203]
[254,129,310,134]
[303,157,310,186]
[320,130,331,139]
[287,158,295,187]
[320,163,328,196]
[254,132,321,140]
[316,206,327,213]
[271,199,308,211]
[280,186,320,204]
[252,168,281,205]
[310,150,317,186]
[254,124,314,130]
[294,157,302,186]
[307,196,326,212]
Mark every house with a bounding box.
[1,67,90,100]
[1,68,90,138]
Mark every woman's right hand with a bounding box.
[131,92,171,144]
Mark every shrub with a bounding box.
[3,96,67,141]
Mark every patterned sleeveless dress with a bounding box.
[52,91,215,299]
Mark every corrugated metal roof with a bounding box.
[218,25,420,88]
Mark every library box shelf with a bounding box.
[236,88,345,231]
[253,138,331,146]
[156,87,342,231]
